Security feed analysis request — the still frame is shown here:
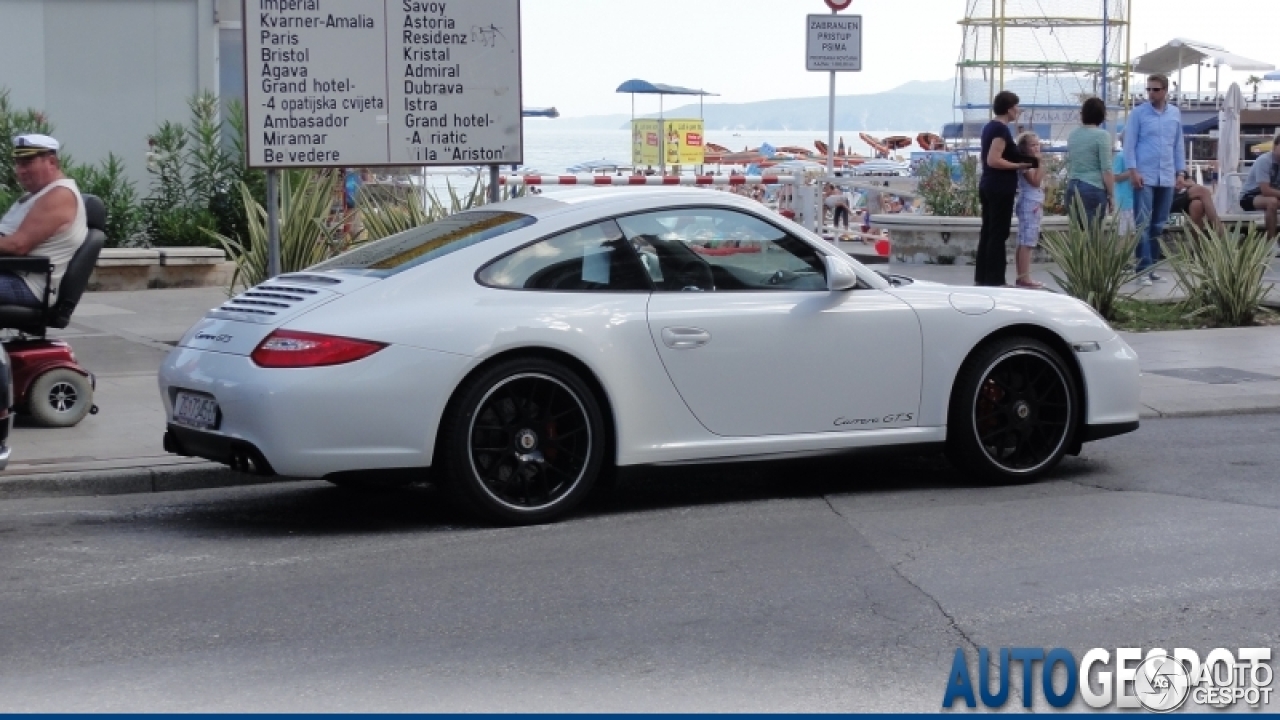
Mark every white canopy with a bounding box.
[1133,38,1275,74]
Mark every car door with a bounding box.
[617,207,923,437]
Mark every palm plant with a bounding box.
[1245,75,1262,102]
[1039,195,1141,320]
[205,169,348,293]
[355,173,526,241]
[1162,223,1276,326]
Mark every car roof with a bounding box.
[485,186,766,220]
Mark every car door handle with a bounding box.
[661,327,711,349]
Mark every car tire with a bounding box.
[441,357,606,525]
[26,368,94,427]
[946,337,1078,483]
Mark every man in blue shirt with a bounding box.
[1239,135,1280,242]
[1123,73,1185,282]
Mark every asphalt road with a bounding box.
[1,414,1277,712]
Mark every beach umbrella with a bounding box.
[1214,83,1244,214]
[566,159,631,173]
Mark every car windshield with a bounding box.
[310,210,537,276]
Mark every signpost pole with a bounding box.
[488,165,500,203]
[827,11,836,179]
[659,96,666,177]
[266,169,281,279]
[810,1,858,205]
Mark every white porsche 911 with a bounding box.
[160,188,1139,524]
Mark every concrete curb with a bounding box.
[1140,404,1280,420]
[5,403,1280,501]
[0,462,301,500]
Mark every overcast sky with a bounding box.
[519,0,1278,118]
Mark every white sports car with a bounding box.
[160,188,1140,523]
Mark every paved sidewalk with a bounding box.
[3,262,1280,499]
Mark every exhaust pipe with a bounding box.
[163,430,188,456]
[228,443,276,477]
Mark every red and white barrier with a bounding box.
[499,175,798,186]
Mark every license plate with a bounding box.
[173,391,219,430]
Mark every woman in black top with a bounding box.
[975,91,1037,286]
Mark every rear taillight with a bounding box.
[251,330,386,368]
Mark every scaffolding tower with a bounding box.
[954,0,1131,145]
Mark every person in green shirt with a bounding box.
[1065,97,1115,230]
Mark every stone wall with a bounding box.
[869,215,1070,264]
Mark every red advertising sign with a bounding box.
[685,132,703,147]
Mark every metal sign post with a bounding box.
[806,4,861,180]
[266,169,280,278]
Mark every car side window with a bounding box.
[614,208,827,292]
[478,219,652,291]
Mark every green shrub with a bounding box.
[206,170,347,292]
[64,153,142,246]
[356,173,525,241]
[142,92,246,247]
[0,88,55,197]
[215,99,266,244]
[1163,224,1277,326]
[1040,196,1142,320]
[914,155,979,217]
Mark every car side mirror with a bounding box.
[825,254,859,291]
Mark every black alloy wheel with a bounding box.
[444,358,605,524]
[948,337,1078,482]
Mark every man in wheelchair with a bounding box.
[0,133,106,427]
[0,134,87,303]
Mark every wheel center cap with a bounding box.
[516,429,538,451]
[1015,401,1031,420]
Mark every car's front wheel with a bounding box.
[947,337,1078,483]
[441,357,605,525]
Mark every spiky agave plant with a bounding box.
[355,173,526,241]
[1039,195,1142,320]
[205,169,347,293]
[1163,223,1277,326]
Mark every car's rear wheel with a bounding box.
[442,357,605,525]
[947,337,1078,483]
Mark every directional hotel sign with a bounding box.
[805,13,862,72]
[244,0,523,168]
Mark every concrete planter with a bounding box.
[868,213,1070,264]
[89,247,233,291]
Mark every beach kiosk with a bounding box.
[616,79,717,176]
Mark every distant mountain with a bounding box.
[550,79,957,132]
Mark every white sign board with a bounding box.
[806,14,861,72]
[244,0,522,168]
